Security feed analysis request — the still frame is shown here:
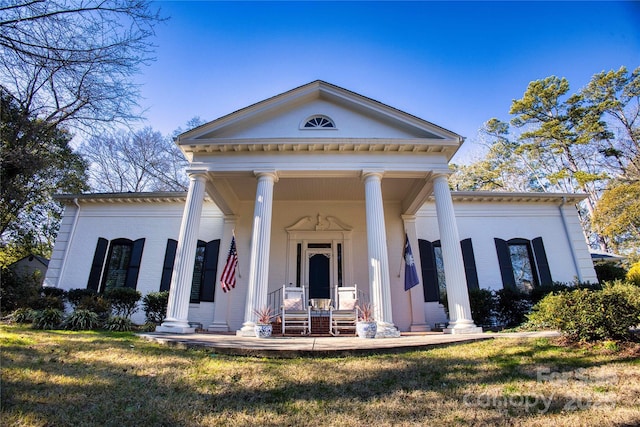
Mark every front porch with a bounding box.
[139,330,560,358]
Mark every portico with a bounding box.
[157,81,481,336]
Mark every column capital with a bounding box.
[223,215,239,225]
[186,168,209,181]
[254,170,279,182]
[361,169,385,182]
[401,214,417,224]
[431,170,452,181]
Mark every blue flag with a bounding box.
[404,234,420,291]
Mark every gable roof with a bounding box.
[177,80,463,151]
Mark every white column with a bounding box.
[237,171,278,336]
[432,173,482,334]
[207,216,237,332]
[157,171,208,334]
[402,215,430,332]
[362,170,400,338]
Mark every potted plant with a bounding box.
[355,303,377,338]
[253,306,274,338]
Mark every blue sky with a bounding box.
[139,1,640,161]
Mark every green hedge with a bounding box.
[142,291,169,324]
[104,287,141,318]
[527,281,640,342]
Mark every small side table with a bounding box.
[309,308,332,335]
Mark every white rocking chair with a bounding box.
[281,285,311,335]
[330,284,358,336]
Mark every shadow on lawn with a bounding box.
[1,329,637,426]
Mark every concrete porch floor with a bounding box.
[138,330,561,358]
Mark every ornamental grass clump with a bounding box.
[10,307,35,324]
[104,315,133,332]
[63,309,101,331]
[31,308,64,330]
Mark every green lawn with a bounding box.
[1,324,639,426]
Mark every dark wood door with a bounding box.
[308,253,330,299]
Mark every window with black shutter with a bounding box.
[87,237,145,292]
[494,237,553,293]
[161,238,220,303]
[419,238,478,304]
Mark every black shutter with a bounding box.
[495,238,516,290]
[124,238,145,290]
[418,239,439,302]
[532,237,553,286]
[200,239,220,302]
[87,238,108,291]
[160,239,177,292]
[461,238,479,290]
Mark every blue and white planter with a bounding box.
[356,321,377,339]
[254,324,273,338]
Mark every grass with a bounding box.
[1,325,639,427]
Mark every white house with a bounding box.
[44,81,597,336]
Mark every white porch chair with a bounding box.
[281,285,311,335]
[330,284,358,336]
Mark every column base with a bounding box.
[236,322,256,337]
[443,320,483,334]
[156,318,195,334]
[375,322,401,338]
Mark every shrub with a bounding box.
[603,280,640,323]
[77,295,111,320]
[0,267,40,313]
[28,295,66,311]
[41,287,67,300]
[594,263,627,283]
[104,316,133,332]
[67,288,98,309]
[142,291,169,324]
[63,309,101,330]
[32,308,64,330]
[468,288,495,327]
[104,287,141,318]
[10,307,36,323]
[26,286,67,311]
[527,284,639,342]
[529,283,570,305]
[494,288,531,327]
[627,262,640,287]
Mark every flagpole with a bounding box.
[397,232,407,278]
[234,229,241,278]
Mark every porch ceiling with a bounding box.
[206,175,428,204]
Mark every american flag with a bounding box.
[220,236,238,293]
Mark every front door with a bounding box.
[308,253,330,298]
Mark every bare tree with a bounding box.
[0,0,164,135]
[80,127,189,192]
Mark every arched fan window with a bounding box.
[302,115,335,129]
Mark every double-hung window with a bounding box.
[160,239,220,303]
[87,238,145,292]
[418,238,479,304]
[494,237,552,293]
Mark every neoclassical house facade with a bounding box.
[44,81,598,335]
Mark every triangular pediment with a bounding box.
[178,81,461,144]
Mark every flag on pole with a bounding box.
[220,236,238,293]
[404,234,420,291]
